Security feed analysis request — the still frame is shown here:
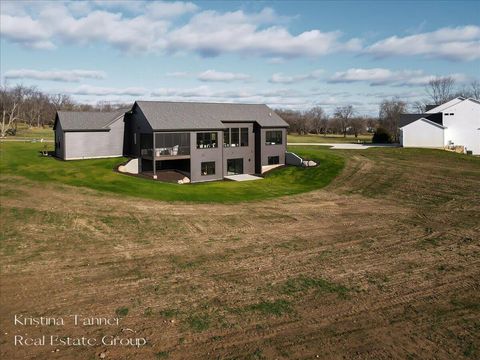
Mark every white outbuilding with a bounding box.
[399,97,480,155]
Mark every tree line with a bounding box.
[1,77,478,140]
[278,77,479,143]
[0,85,128,137]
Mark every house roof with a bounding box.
[400,117,446,129]
[55,108,128,131]
[425,97,465,113]
[399,112,443,128]
[135,101,289,130]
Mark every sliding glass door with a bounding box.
[227,158,244,175]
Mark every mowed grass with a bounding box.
[0,142,345,203]
[10,123,54,139]
[288,133,372,143]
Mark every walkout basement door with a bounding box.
[227,158,244,175]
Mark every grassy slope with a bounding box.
[0,142,344,203]
[288,133,372,143]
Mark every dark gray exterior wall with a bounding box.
[63,117,125,160]
[190,131,224,183]
[222,122,255,176]
[54,120,64,159]
[128,105,153,158]
[260,128,287,166]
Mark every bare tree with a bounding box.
[411,100,427,113]
[365,117,379,133]
[425,76,456,105]
[305,106,327,134]
[379,98,407,142]
[275,109,308,134]
[348,117,366,138]
[333,105,354,137]
[471,80,480,99]
[0,86,22,137]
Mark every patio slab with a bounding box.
[224,174,263,182]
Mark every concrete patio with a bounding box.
[224,174,263,181]
[288,143,400,150]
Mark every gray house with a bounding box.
[54,101,289,183]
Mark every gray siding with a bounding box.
[222,123,255,176]
[190,131,224,183]
[261,128,287,165]
[64,117,125,160]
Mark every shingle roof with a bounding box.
[399,112,443,128]
[55,108,128,131]
[400,117,446,129]
[135,101,289,130]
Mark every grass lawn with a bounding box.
[11,123,54,139]
[0,142,345,203]
[288,133,372,143]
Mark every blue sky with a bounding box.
[1,0,479,115]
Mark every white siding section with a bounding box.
[401,119,444,148]
[442,100,480,155]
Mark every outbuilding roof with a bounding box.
[54,108,128,131]
[134,101,289,130]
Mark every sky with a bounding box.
[1,0,479,115]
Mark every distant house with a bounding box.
[399,97,480,155]
[54,101,289,183]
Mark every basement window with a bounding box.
[201,161,215,176]
[268,156,280,165]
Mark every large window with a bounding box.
[224,127,249,147]
[197,132,218,149]
[241,128,249,146]
[230,128,239,147]
[150,132,190,157]
[265,130,282,145]
[268,156,280,165]
[224,129,230,147]
[201,161,215,176]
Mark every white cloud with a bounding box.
[365,25,480,61]
[0,3,169,52]
[166,9,362,58]
[328,68,469,87]
[145,1,199,18]
[4,69,106,82]
[63,85,147,96]
[197,70,252,82]
[0,14,54,49]
[269,69,323,84]
[0,4,361,58]
[165,71,189,78]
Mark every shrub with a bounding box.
[372,127,392,143]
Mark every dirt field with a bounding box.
[1,148,479,359]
